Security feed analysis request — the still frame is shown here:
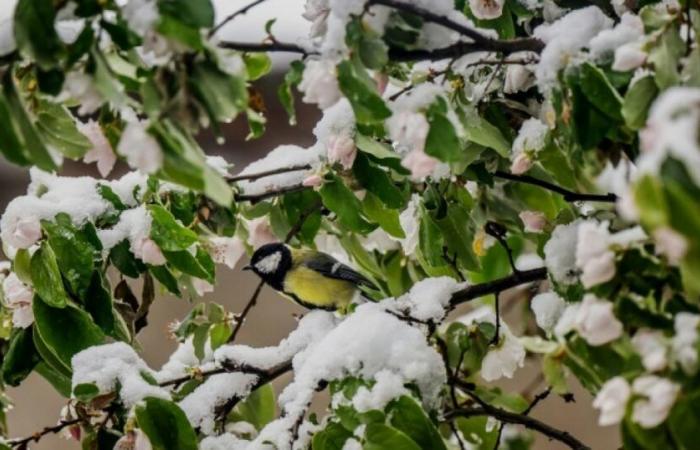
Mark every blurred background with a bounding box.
[1,1,619,448]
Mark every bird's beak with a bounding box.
[242,265,252,271]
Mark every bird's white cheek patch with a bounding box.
[255,252,282,274]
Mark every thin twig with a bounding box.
[449,267,547,309]
[494,171,617,203]
[370,0,544,55]
[227,164,312,183]
[235,183,310,203]
[444,405,589,450]
[218,41,312,56]
[210,0,269,37]
[491,292,501,346]
[7,418,82,448]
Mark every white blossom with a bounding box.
[672,313,700,375]
[632,330,668,372]
[593,376,631,426]
[245,217,278,249]
[121,0,160,36]
[299,60,341,109]
[4,215,42,250]
[574,295,623,346]
[2,273,34,328]
[469,0,504,19]
[208,237,245,269]
[60,72,104,116]
[117,122,163,174]
[544,220,581,285]
[192,278,214,297]
[392,194,420,255]
[613,43,647,72]
[326,133,357,170]
[531,292,566,334]
[303,0,330,38]
[79,120,116,178]
[388,111,430,154]
[132,237,166,266]
[510,118,548,174]
[302,174,324,187]
[134,429,153,450]
[631,375,679,428]
[653,227,687,265]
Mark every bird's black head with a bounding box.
[243,242,292,290]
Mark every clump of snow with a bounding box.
[71,342,170,408]
[534,6,613,89]
[543,220,581,285]
[178,373,258,435]
[531,291,566,334]
[235,145,323,196]
[200,434,249,450]
[385,276,463,322]
[1,169,146,257]
[156,337,215,383]
[350,370,409,413]
[589,13,644,62]
[510,118,549,174]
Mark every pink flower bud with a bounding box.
[192,278,214,297]
[510,153,533,175]
[302,174,324,187]
[401,149,438,180]
[327,134,357,170]
[134,238,166,266]
[519,211,547,233]
[374,72,389,95]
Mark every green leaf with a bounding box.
[190,61,248,124]
[33,300,105,369]
[84,271,125,340]
[579,62,623,121]
[30,243,70,308]
[233,384,276,431]
[312,422,353,450]
[364,423,422,450]
[73,383,100,402]
[135,398,198,450]
[669,390,700,450]
[622,75,658,130]
[109,240,146,278]
[148,205,198,252]
[345,18,388,70]
[244,53,272,80]
[2,327,40,386]
[35,101,92,159]
[435,205,479,271]
[35,361,72,397]
[0,92,29,166]
[319,173,374,233]
[13,0,64,68]
[156,15,204,50]
[277,60,304,126]
[353,153,405,208]
[42,214,95,299]
[158,0,215,28]
[149,265,181,296]
[363,192,405,238]
[425,100,462,162]
[648,26,685,89]
[418,206,445,268]
[355,134,400,160]
[336,60,391,125]
[164,249,214,283]
[463,113,510,157]
[389,396,447,450]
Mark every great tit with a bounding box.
[243,243,376,311]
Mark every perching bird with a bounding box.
[243,243,376,311]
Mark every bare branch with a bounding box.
[227,164,312,183]
[7,418,82,448]
[494,171,618,203]
[209,0,270,37]
[449,267,547,309]
[218,40,312,56]
[235,183,310,203]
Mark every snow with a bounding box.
[384,276,463,322]
[672,313,700,375]
[531,291,566,334]
[156,337,215,383]
[533,6,613,90]
[589,13,644,61]
[510,118,548,172]
[71,342,170,408]
[96,205,152,253]
[313,99,355,148]
[543,220,581,285]
[235,145,323,196]
[178,373,258,435]
[350,370,409,413]
[200,434,249,450]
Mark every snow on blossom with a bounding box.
[79,120,117,178]
[1,169,146,257]
[156,337,215,383]
[589,13,644,62]
[97,205,158,263]
[2,273,34,328]
[533,6,613,89]
[388,111,431,156]
[504,53,537,93]
[200,433,248,450]
[653,227,688,265]
[351,370,409,413]
[631,375,679,428]
[574,295,623,346]
[531,291,566,334]
[470,0,505,19]
[544,220,581,285]
[519,210,547,233]
[236,145,322,197]
[510,118,548,174]
[593,376,631,426]
[459,307,525,381]
[179,373,258,435]
[391,194,420,255]
[303,0,330,38]
[71,342,170,408]
[299,59,342,109]
[672,312,700,375]
[117,122,163,174]
[208,236,245,269]
[613,43,647,72]
[326,133,357,170]
[638,88,700,186]
[386,276,463,322]
[575,220,646,288]
[0,0,17,56]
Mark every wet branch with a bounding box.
[449,267,547,309]
[234,183,310,203]
[494,171,618,203]
[7,418,82,448]
[227,164,312,183]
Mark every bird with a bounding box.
[243,243,376,312]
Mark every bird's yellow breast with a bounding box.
[283,266,356,310]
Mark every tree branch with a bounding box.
[227,164,312,183]
[234,183,310,203]
[370,0,544,55]
[449,267,547,309]
[218,41,312,56]
[494,171,618,203]
[7,418,82,448]
[209,0,270,37]
[444,405,589,450]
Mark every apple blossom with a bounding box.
[132,237,166,266]
[117,122,163,174]
[631,376,679,429]
[302,174,324,187]
[2,272,34,329]
[653,227,688,265]
[672,312,700,375]
[246,217,278,249]
[631,330,668,372]
[401,148,439,180]
[504,63,535,94]
[613,43,647,71]
[6,216,42,249]
[192,278,214,297]
[134,429,153,450]
[531,292,566,334]
[469,0,504,19]
[574,295,623,346]
[79,120,116,178]
[299,60,341,110]
[208,236,245,269]
[519,211,547,233]
[387,111,430,154]
[326,133,357,170]
[593,377,631,426]
[303,0,330,38]
[510,152,533,175]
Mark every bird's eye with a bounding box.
[255,252,282,274]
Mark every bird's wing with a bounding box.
[301,252,377,290]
